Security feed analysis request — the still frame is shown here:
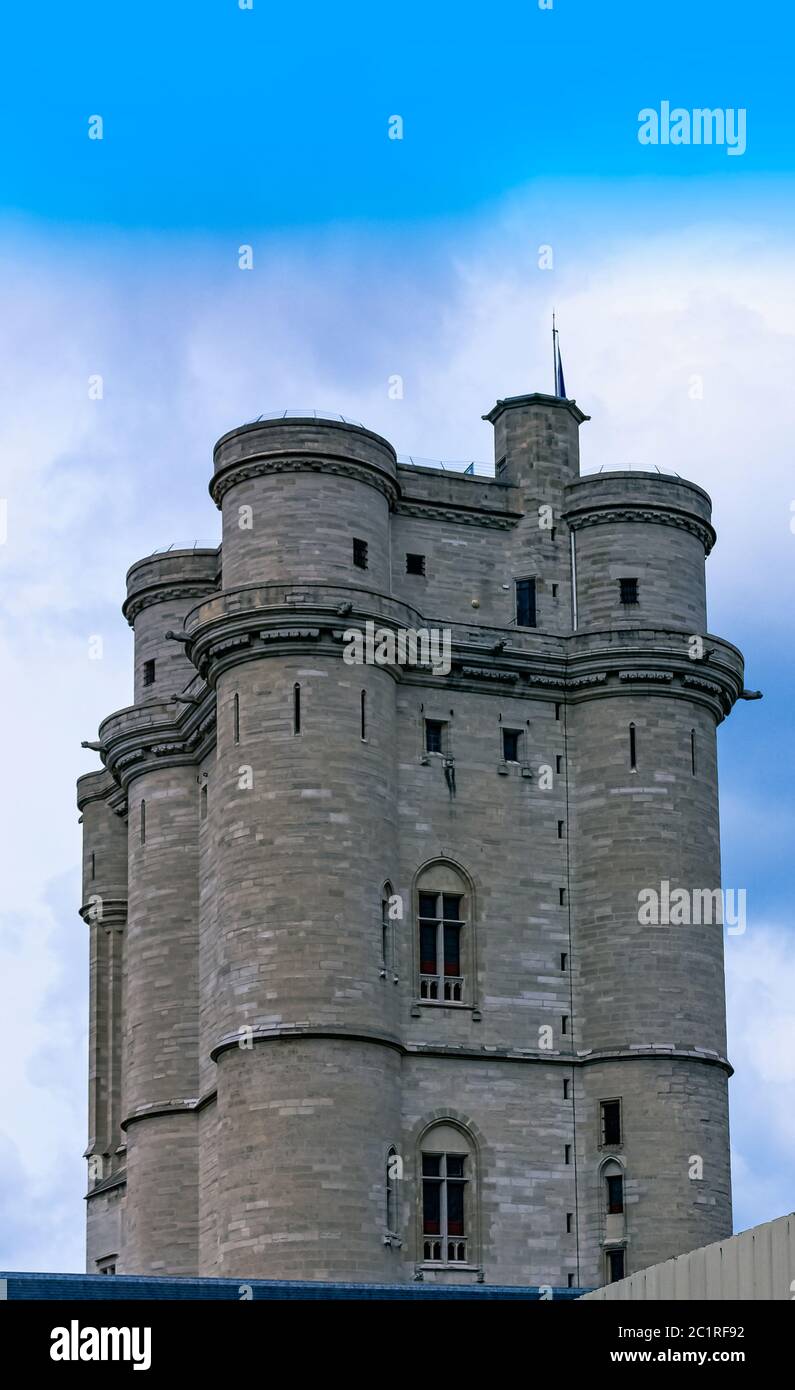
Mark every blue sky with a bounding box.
[0,0,793,1272]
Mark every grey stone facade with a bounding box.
[77,392,744,1287]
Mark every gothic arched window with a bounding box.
[416,861,471,1004]
[419,1123,476,1266]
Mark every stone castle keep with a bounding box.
[77,392,746,1287]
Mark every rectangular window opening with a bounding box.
[555,754,563,774]
[200,782,208,820]
[406,552,425,576]
[607,1248,625,1283]
[353,537,369,569]
[233,692,240,745]
[361,689,367,741]
[90,852,96,880]
[629,723,637,771]
[515,577,537,628]
[561,1014,568,1035]
[606,1174,624,1215]
[425,719,446,755]
[567,1273,575,1288]
[293,683,301,735]
[559,887,566,906]
[560,952,568,971]
[566,1213,573,1234]
[140,800,146,845]
[690,728,696,776]
[502,728,522,763]
[557,819,565,839]
[601,1099,622,1146]
[563,1079,570,1100]
[564,1144,572,1165]
[619,577,639,606]
[143,659,156,687]
[555,702,562,721]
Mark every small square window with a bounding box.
[353,537,369,569]
[143,659,156,686]
[425,719,446,754]
[406,553,425,576]
[619,577,639,605]
[601,1099,622,1146]
[502,728,521,762]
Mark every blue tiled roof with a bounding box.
[1,1272,588,1301]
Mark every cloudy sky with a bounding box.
[0,1,793,1271]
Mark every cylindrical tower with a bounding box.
[123,549,219,703]
[196,417,403,1280]
[564,472,738,1286]
[78,771,128,1271]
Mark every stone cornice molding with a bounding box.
[208,1025,732,1075]
[210,452,399,508]
[564,501,716,555]
[123,581,219,627]
[122,1098,201,1130]
[394,498,520,530]
[79,898,128,928]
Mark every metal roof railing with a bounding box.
[398,454,495,479]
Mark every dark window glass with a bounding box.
[606,1175,624,1214]
[446,1179,465,1236]
[419,923,437,975]
[442,894,461,921]
[406,553,425,575]
[143,659,156,686]
[502,728,521,762]
[422,1153,442,1177]
[601,1100,622,1145]
[443,923,461,975]
[619,577,639,605]
[516,577,537,628]
[419,892,438,919]
[608,1248,625,1282]
[425,719,444,753]
[353,537,368,569]
[423,1177,441,1234]
[446,1155,465,1179]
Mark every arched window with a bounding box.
[420,1123,476,1266]
[381,882,393,977]
[416,861,471,1003]
[385,1145,401,1239]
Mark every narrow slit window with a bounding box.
[564,1144,572,1165]
[555,702,562,721]
[690,728,696,776]
[563,1079,570,1100]
[515,577,537,628]
[560,952,568,971]
[556,754,563,774]
[200,783,208,820]
[566,1212,573,1234]
[293,683,301,735]
[561,1014,568,1035]
[140,800,146,845]
[629,722,637,770]
[557,819,565,839]
[559,887,566,906]
[361,690,367,741]
[90,851,96,880]
[607,1248,625,1283]
[143,658,156,687]
[233,693,240,745]
[567,1274,575,1288]
[353,537,368,569]
[551,582,558,598]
